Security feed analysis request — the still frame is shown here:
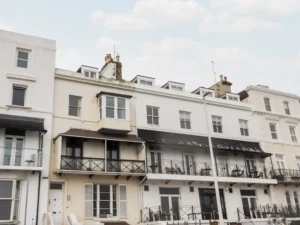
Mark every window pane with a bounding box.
[153,108,159,116]
[100,201,110,208]
[106,108,114,118]
[180,121,185,129]
[153,117,159,125]
[84,71,89,77]
[118,109,125,119]
[12,87,25,106]
[0,200,12,220]
[147,107,152,115]
[18,51,29,60]
[69,96,80,106]
[186,122,191,129]
[99,209,110,217]
[147,116,152,124]
[69,106,79,116]
[0,181,13,198]
[100,185,110,192]
[118,98,125,108]
[100,193,110,200]
[91,72,96,78]
[106,96,114,107]
[17,59,28,68]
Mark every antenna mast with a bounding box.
[211,60,217,84]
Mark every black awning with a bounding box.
[0,114,46,132]
[57,128,143,143]
[138,129,270,156]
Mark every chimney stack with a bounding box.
[220,75,223,81]
[105,54,112,64]
[116,55,120,62]
[224,76,227,82]
[115,55,122,81]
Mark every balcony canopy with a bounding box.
[0,114,46,132]
[138,129,271,157]
[56,128,143,143]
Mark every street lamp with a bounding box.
[203,92,224,225]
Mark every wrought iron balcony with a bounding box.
[270,169,300,182]
[147,159,212,176]
[216,163,271,179]
[61,156,145,173]
[147,158,271,179]
[237,205,300,220]
[0,147,42,168]
[140,205,215,222]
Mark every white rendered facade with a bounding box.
[0,30,56,224]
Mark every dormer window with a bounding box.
[162,81,185,91]
[84,70,96,78]
[192,87,215,97]
[226,93,240,102]
[171,85,183,91]
[140,80,153,86]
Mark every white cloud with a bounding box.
[211,0,300,14]
[56,48,81,71]
[199,14,281,33]
[0,22,14,31]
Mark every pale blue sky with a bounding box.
[1,0,300,93]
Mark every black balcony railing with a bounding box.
[61,155,105,171]
[61,156,145,173]
[141,205,215,222]
[237,205,300,220]
[216,163,271,179]
[270,169,300,182]
[147,158,271,179]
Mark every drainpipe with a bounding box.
[203,94,224,225]
[36,132,44,225]
[24,171,30,225]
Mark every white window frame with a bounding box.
[264,97,271,112]
[16,48,30,69]
[289,126,298,143]
[12,85,27,107]
[269,123,278,140]
[212,115,222,133]
[275,154,286,169]
[0,180,21,222]
[239,119,249,136]
[147,106,159,125]
[68,95,81,117]
[283,101,291,115]
[199,88,215,97]
[140,80,153,86]
[84,70,96,79]
[103,96,127,120]
[179,111,191,129]
[226,93,240,102]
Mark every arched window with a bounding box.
[294,191,300,212]
[286,191,292,212]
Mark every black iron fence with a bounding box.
[147,158,271,179]
[270,169,300,181]
[237,205,300,220]
[140,205,215,222]
[61,156,145,173]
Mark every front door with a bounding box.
[49,183,63,225]
[107,141,120,172]
[161,196,180,220]
[3,136,24,166]
[184,154,196,175]
[150,151,162,173]
[199,188,227,220]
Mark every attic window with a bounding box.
[140,80,153,86]
[226,94,240,102]
[200,89,214,97]
[84,70,96,78]
[171,86,183,91]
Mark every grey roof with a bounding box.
[0,114,46,132]
[57,128,143,143]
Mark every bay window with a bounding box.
[100,96,127,120]
[85,184,127,219]
[0,180,20,222]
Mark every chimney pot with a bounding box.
[116,55,120,62]
[224,76,227,82]
[220,75,223,81]
[105,54,112,63]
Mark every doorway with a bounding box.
[240,190,257,219]
[149,150,162,173]
[245,157,256,177]
[65,138,82,170]
[184,154,196,175]
[199,188,227,220]
[4,136,24,166]
[107,141,120,172]
[49,183,63,225]
[159,187,180,220]
[216,155,228,176]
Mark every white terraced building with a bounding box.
[0,30,56,224]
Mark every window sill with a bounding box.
[6,73,36,82]
[6,105,32,111]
